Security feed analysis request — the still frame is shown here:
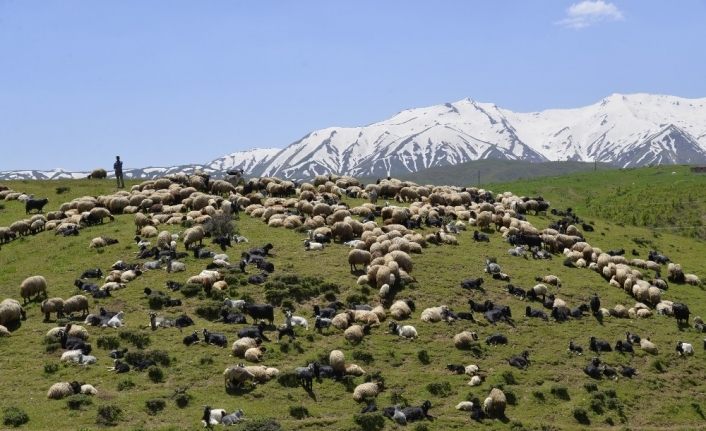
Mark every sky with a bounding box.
[1,0,705,171]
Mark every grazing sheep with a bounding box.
[348,249,372,272]
[353,381,383,402]
[20,275,48,303]
[40,297,64,321]
[483,388,507,418]
[63,295,89,316]
[685,274,702,286]
[47,381,82,399]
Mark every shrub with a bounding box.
[119,330,151,349]
[145,399,166,415]
[126,350,171,367]
[572,407,590,425]
[181,283,203,298]
[45,342,61,353]
[200,356,214,366]
[263,274,338,306]
[532,390,545,402]
[353,413,385,431]
[551,385,570,401]
[196,304,223,321]
[55,186,70,194]
[233,418,282,431]
[417,349,430,365]
[289,406,309,419]
[651,358,666,373]
[96,335,120,350]
[590,397,604,414]
[117,379,135,391]
[3,407,29,427]
[66,394,93,410]
[96,405,123,426]
[414,424,430,431]
[204,210,235,238]
[583,382,598,393]
[426,381,452,397]
[277,372,300,388]
[171,388,191,409]
[148,366,164,383]
[44,363,59,374]
[501,370,517,385]
[148,295,165,310]
[389,390,409,407]
[352,350,374,364]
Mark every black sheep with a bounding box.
[552,306,570,322]
[109,348,128,359]
[220,309,247,324]
[446,364,466,374]
[460,278,484,290]
[313,304,337,319]
[589,336,612,353]
[485,333,508,345]
[589,294,600,315]
[247,273,268,285]
[277,325,296,341]
[570,304,589,319]
[673,303,690,325]
[508,351,530,370]
[212,235,232,251]
[626,332,641,344]
[59,327,92,354]
[620,365,638,378]
[80,268,103,279]
[485,305,512,324]
[456,312,475,321]
[525,306,548,320]
[174,314,195,328]
[183,331,200,346]
[25,197,49,214]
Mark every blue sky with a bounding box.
[1,1,705,170]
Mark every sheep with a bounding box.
[456,401,475,411]
[232,337,261,357]
[485,333,508,345]
[353,381,383,402]
[223,364,257,390]
[40,297,64,321]
[105,311,125,328]
[304,240,324,251]
[221,410,245,426]
[640,338,658,354]
[284,310,309,330]
[329,350,346,375]
[348,249,372,272]
[242,365,279,383]
[420,305,450,323]
[63,295,89,316]
[388,321,418,339]
[183,225,205,250]
[676,341,694,356]
[454,331,479,349]
[346,363,366,376]
[535,275,561,287]
[47,381,82,399]
[19,275,48,303]
[468,375,483,386]
[525,306,548,320]
[590,336,612,353]
[0,324,10,337]
[344,324,370,344]
[685,274,702,286]
[203,328,228,347]
[483,388,507,418]
[244,346,266,362]
[389,299,414,320]
[61,349,85,363]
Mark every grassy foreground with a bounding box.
[1,174,706,430]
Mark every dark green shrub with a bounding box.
[289,406,309,419]
[426,381,452,397]
[145,399,166,415]
[148,366,164,383]
[66,394,93,410]
[203,210,235,238]
[263,274,336,305]
[181,283,202,298]
[45,342,61,353]
[119,330,151,349]
[96,404,123,426]
[277,372,300,388]
[572,408,590,425]
[44,363,59,374]
[97,335,120,350]
[414,424,430,431]
[590,397,604,414]
[501,370,516,385]
[353,413,385,431]
[209,289,226,301]
[126,350,170,367]
[117,379,135,391]
[224,275,240,285]
[352,350,374,364]
[532,391,545,402]
[389,390,408,407]
[551,385,570,401]
[171,388,191,409]
[233,418,282,431]
[196,304,222,321]
[417,349,430,364]
[346,293,368,305]
[148,295,165,310]
[3,407,29,427]
[505,389,518,405]
[651,358,666,372]
[583,382,598,392]
[200,356,214,366]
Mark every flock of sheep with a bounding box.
[0,171,704,428]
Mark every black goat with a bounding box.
[615,340,634,353]
[202,328,227,347]
[401,401,433,422]
[589,294,600,315]
[174,314,195,328]
[238,322,267,340]
[568,340,583,355]
[525,306,548,320]
[485,305,512,324]
[473,230,490,242]
[620,365,638,378]
[183,331,200,346]
[506,284,526,299]
[220,309,247,324]
[244,304,274,324]
[584,357,602,379]
[589,336,612,353]
[469,299,494,313]
[109,348,128,359]
[460,278,484,291]
[508,350,530,370]
[485,333,508,345]
[80,268,103,279]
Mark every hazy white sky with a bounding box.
[1,1,705,170]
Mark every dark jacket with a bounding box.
[114,160,123,174]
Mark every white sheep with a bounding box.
[329,350,346,374]
[80,384,98,395]
[232,337,260,358]
[456,401,474,411]
[244,347,266,362]
[421,305,449,323]
[483,388,507,418]
[63,295,89,316]
[640,338,659,354]
[47,381,81,399]
[353,381,382,402]
[0,298,26,326]
[468,375,483,386]
[104,311,125,328]
[19,275,48,303]
[0,324,10,337]
[389,300,413,320]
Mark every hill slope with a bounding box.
[1,172,706,430]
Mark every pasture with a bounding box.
[1,172,706,431]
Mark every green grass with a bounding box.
[1,173,706,429]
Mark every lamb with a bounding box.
[304,240,324,251]
[284,310,309,330]
[348,249,372,272]
[40,297,64,321]
[454,331,479,349]
[676,341,694,356]
[19,275,48,303]
[104,311,125,328]
[456,401,475,411]
[353,381,383,402]
[473,230,490,242]
[221,409,245,426]
[388,321,418,339]
[183,331,200,346]
[47,381,82,399]
[314,316,333,332]
[166,259,186,273]
[294,363,317,392]
[0,325,10,337]
[80,383,98,395]
[483,388,507,418]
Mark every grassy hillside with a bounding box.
[1,175,706,430]
[359,159,616,187]
[487,165,706,240]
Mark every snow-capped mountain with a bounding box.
[2,93,706,181]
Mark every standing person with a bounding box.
[113,156,124,188]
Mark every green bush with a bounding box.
[414,424,430,431]
[572,407,590,425]
[44,363,59,374]
[277,372,300,388]
[426,381,452,397]
[353,413,385,431]
[181,283,203,298]
[263,274,338,305]
[3,406,29,427]
[173,390,191,408]
[551,385,570,401]
[45,342,61,353]
[417,349,430,365]
[200,356,214,366]
[232,418,282,431]
[66,394,93,410]
[583,382,598,392]
[289,406,309,419]
[97,335,121,350]
[196,303,223,321]
[117,379,135,391]
[352,350,374,364]
[148,366,164,383]
[126,350,171,367]
[532,390,545,402]
[96,404,123,426]
[145,399,166,415]
[119,330,151,349]
[148,295,166,310]
[501,370,517,385]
